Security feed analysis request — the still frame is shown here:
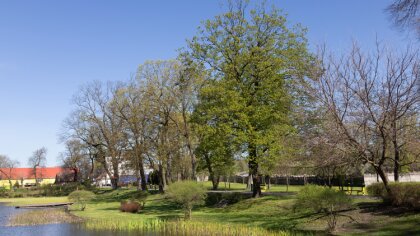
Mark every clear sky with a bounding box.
[0,0,417,167]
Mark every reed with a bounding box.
[9,208,82,226]
[84,219,294,236]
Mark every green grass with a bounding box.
[1,187,419,236]
[0,196,69,206]
[202,181,304,192]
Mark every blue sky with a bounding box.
[0,0,416,166]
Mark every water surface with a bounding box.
[0,204,157,236]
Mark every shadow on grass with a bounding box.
[357,201,420,217]
[351,217,420,236]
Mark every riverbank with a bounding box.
[1,188,419,235]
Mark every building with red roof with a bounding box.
[0,167,75,189]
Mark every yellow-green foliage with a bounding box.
[165,181,207,219]
[294,185,352,213]
[84,219,291,236]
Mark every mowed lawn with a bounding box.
[0,196,69,206]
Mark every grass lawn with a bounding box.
[202,181,304,192]
[0,196,69,206]
[1,188,419,235]
[69,189,420,235]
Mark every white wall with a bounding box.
[364,172,420,186]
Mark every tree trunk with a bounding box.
[375,165,392,194]
[248,145,261,197]
[111,160,120,190]
[139,166,147,191]
[393,143,400,182]
[211,174,220,190]
[89,157,95,181]
[73,168,78,182]
[158,163,165,193]
[34,167,38,186]
[111,177,118,190]
[165,153,172,185]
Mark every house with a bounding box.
[0,167,76,189]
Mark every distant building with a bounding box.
[0,167,76,189]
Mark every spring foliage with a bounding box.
[165,181,207,220]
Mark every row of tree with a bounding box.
[56,1,418,197]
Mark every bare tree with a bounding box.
[59,139,92,182]
[137,61,181,192]
[0,155,20,190]
[386,0,420,37]
[314,42,419,193]
[66,81,128,189]
[112,81,151,191]
[28,147,47,186]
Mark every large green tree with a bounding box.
[187,2,314,197]
[192,80,244,190]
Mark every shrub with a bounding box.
[366,182,387,198]
[0,187,8,197]
[367,182,420,209]
[206,192,251,206]
[294,185,352,233]
[68,190,95,211]
[120,200,143,213]
[165,181,207,220]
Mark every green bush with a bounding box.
[68,190,95,211]
[366,182,386,198]
[165,181,207,220]
[367,182,420,209]
[42,183,96,197]
[294,185,352,232]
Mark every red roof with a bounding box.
[0,167,74,180]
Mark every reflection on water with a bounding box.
[0,204,157,236]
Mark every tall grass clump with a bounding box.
[9,209,81,226]
[84,219,292,236]
[165,181,207,220]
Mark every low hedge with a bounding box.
[367,182,420,209]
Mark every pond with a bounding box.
[0,204,158,236]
